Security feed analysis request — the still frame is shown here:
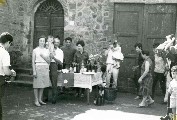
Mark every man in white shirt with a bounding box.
[0,32,15,120]
[49,36,63,104]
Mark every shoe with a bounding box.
[39,101,46,105]
[134,96,140,100]
[52,100,56,104]
[147,100,154,106]
[43,98,48,102]
[160,101,167,105]
[137,102,147,108]
[34,102,41,107]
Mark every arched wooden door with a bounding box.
[33,0,64,48]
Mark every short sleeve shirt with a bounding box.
[0,44,10,76]
[168,79,177,99]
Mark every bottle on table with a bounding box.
[80,60,85,73]
[87,60,92,72]
[69,64,73,73]
[73,63,77,73]
[76,63,80,73]
[94,60,98,73]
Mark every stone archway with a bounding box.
[33,0,64,48]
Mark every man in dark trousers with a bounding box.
[133,43,144,99]
[49,36,63,104]
[0,32,16,120]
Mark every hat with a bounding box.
[171,65,177,72]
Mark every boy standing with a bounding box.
[168,65,177,120]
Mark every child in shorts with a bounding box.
[168,65,177,120]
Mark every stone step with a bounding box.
[10,80,32,87]
[15,74,33,82]
[14,68,33,75]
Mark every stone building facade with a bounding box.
[1,0,177,92]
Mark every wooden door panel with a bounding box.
[35,13,50,26]
[114,3,177,85]
[144,4,176,52]
[33,0,64,48]
[51,13,64,27]
[115,11,139,34]
[51,27,64,44]
[114,4,144,85]
[114,4,144,57]
[119,36,138,56]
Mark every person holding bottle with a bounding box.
[73,40,89,97]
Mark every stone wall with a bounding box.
[1,0,177,68]
[0,0,170,93]
[63,0,114,55]
[0,0,115,68]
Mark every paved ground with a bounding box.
[2,84,167,120]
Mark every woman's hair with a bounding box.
[76,40,85,47]
[65,37,72,42]
[38,35,46,40]
[0,32,13,44]
[134,43,142,49]
[142,50,150,56]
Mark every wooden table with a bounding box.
[57,72,103,104]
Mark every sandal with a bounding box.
[34,102,41,107]
[39,101,46,105]
[147,100,154,106]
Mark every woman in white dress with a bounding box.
[32,36,50,107]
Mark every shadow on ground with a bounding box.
[3,84,166,120]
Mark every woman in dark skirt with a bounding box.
[138,50,154,107]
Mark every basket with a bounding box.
[104,84,117,101]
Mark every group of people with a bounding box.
[33,35,125,106]
[0,31,177,119]
[32,35,92,106]
[132,35,177,119]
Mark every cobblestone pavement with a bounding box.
[2,84,166,120]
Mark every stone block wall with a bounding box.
[0,0,116,68]
[1,0,177,68]
[0,0,175,94]
[63,0,115,55]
